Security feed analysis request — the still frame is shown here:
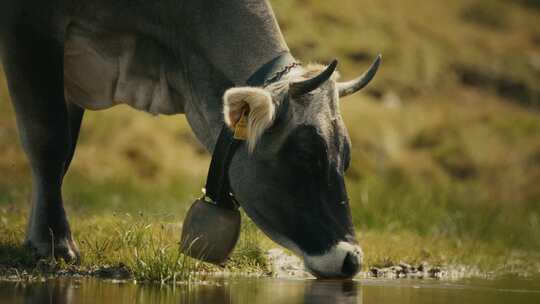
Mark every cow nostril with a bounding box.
[341,252,360,277]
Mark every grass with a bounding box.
[2,208,538,281]
[361,230,540,275]
[1,0,540,282]
[0,209,269,282]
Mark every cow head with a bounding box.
[224,56,380,279]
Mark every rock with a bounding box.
[391,265,403,274]
[399,262,412,273]
[417,262,428,272]
[265,248,312,279]
[428,266,443,278]
[93,263,132,280]
[369,267,381,276]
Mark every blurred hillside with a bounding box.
[272,0,540,251]
[1,0,540,254]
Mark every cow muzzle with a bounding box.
[304,241,363,279]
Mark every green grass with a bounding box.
[1,0,540,281]
[1,208,538,281]
[362,230,540,275]
[0,209,269,282]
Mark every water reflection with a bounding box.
[304,280,359,304]
[0,277,360,304]
[2,276,540,304]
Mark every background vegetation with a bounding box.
[1,0,540,278]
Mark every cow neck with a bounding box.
[188,0,291,85]
[203,52,296,210]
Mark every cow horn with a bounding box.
[290,59,338,97]
[338,55,381,98]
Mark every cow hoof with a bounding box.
[24,237,81,264]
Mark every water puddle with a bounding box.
[1,275,540,304]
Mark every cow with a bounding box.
[0,0,380,279]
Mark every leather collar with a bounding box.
[246,52,297,86]
[203,52,296,210]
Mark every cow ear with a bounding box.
[223,87,276,152]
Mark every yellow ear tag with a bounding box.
[233,108,248,140]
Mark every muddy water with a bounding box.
[1,276,539,304]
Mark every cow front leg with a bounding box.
[1,25,79,262]
[64,102,85,176]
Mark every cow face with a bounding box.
[224,57,380,279]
